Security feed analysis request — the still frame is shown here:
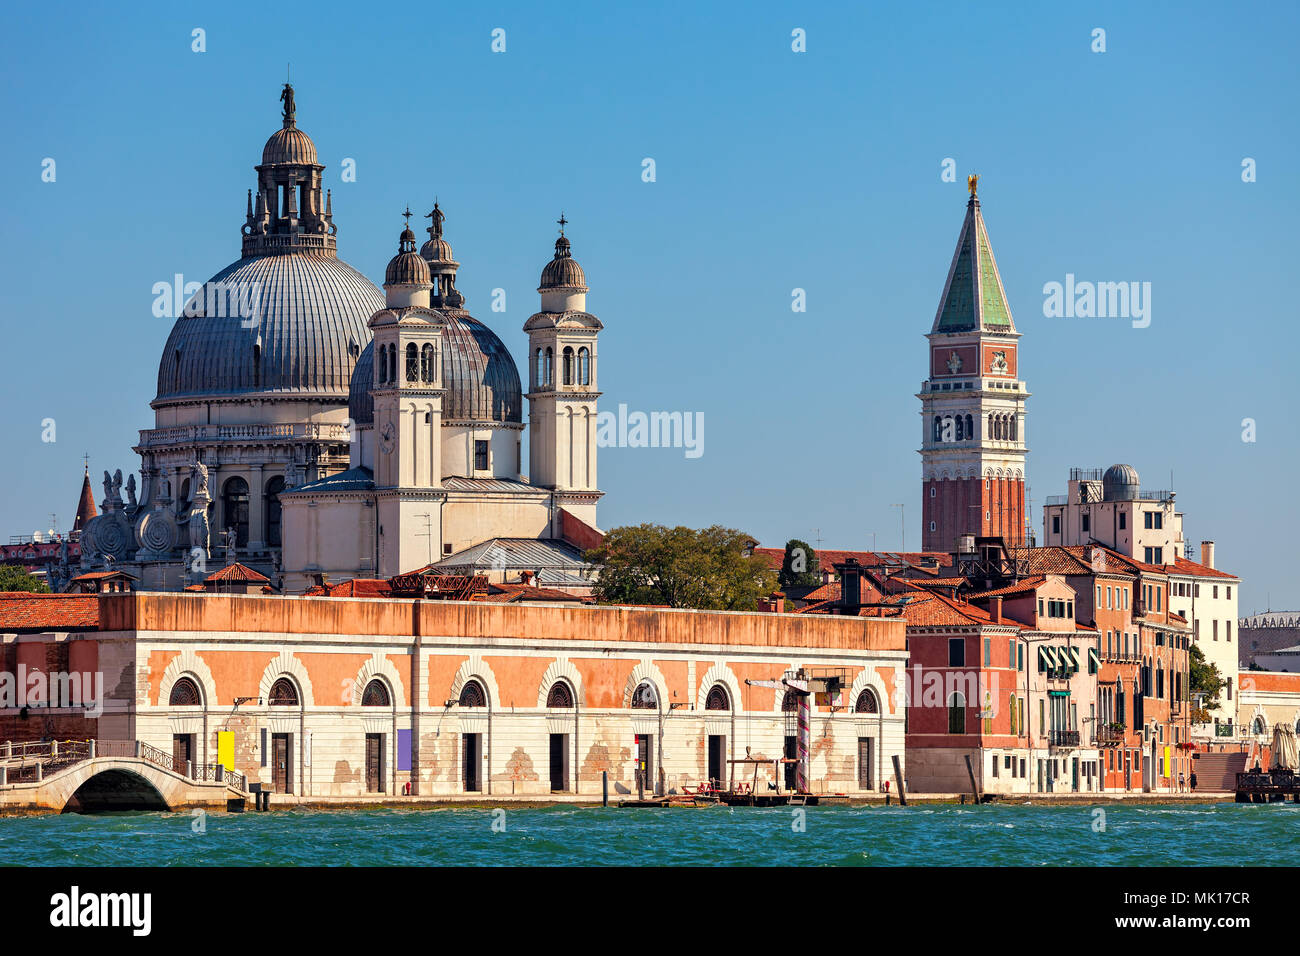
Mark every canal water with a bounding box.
[0,802,1294,866]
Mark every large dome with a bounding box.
[156,253,385,402]
[349,312,522,425]
[262,125,317,165]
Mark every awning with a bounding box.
[1087,647,1100,671]
[1066,646,1081,671]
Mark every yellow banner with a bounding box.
[217,731,234,771]
[1163,745,1171,777]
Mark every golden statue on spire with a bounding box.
[967,173,979,198]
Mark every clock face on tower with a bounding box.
[380,422,396,455]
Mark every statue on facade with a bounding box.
[102,470,114,508]
[280,82,295,124]
[125,474,137,511]
[191,460,210,498]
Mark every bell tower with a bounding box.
[371,211,447,577]
[919,178,1029,551]
[524,216,603,529]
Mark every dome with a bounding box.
[539,235,587,291]
[156,253,384,402]
[420,237,455,263]
[385,227,430,286]
[348,312,523,425]
[1102,463,1140,501]
[261,125,318,165]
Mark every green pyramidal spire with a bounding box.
[932,187,1014,333]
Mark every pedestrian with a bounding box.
[1178,771,1186,793]
[1190,771,1198,791]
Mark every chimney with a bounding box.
[990,596,1003,624]
[1201,541,1215,569]
[837,558,862,611]
[769,591,785,613]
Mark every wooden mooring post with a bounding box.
[602,770,609,807]
[964,755,981,804]
[891,754,907,807]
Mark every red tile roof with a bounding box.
[481,583,589,604]
[304,579,393,598]
[1171,556,1238,581]
[205,563,271,583]
[965,575,1048,599]
[0,593,100,630]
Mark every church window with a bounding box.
[578,347,590,385]
[988,413,995,439]
[265,475,285,547]
[253,343,261,389]
[421,343,436,383]
[474,440,490,471]
[930,486,936,498]
[955,415,964,441]
[562,346,574,386]
[534,348,544,389]
[965,414,973,439]
[222,476,250,548]
[544,347,554,387]
[405,343,419,383]
[929,521,936,532]
[1010,415,1018,440]
[933,416,942,442]
[387,345,397,385]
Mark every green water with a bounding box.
[0,802,1290,866]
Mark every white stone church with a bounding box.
[74,85,603,594]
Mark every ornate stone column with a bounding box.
[247,463,266,551]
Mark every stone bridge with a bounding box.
[0,741,247,814]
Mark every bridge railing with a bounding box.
[0,739,249,792]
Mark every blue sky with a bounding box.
[0,1,1296,611]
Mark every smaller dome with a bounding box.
[262,126,318,165]
[539,235,587,291]
[1102,463,1140,501]
[385,223,431,286]
[421,237,455,263]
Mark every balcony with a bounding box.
[138,422,352,448]
[1049,730,1081,748]
[1093,726,1125,747]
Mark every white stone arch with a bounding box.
[1246,705,1268,736]
[450,654,500,710]
[622,660,668,710]
[696,663,743,713]
[158,650,217,708]
[351,652,406,709]
[537,657,586,708]
[848,669,887,716]
[258,650,315,707]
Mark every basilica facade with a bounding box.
[75,85,602,593]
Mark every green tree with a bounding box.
[586,524,777,610]
[1189,643,1226,722]
[778,538,821,590]
[0,565,50,593]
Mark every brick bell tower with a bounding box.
[919,177,1029,551]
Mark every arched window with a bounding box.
[955,415,964,441]
[781,689,799,713]
[264,475,285,547]
[387,345,397,385]
[854,688,879,714]
[222,476,250,548]
[544,347,554,387]
[421,343,436,383]
[987,413,995,439]
[631,681,659,710]
[948,692,966,734]
[965,414,973,439]
[933,416,942,442]
[578,347,590,385]
[361,679,390,707]
[705,684,730,711]
[377,346,387,384]
[169,677,202,707]
[546,681,574,708]
[534,348,544,389]
[1254,717,1266,735]
[562,346,574,385]
[269,677,299,706]
[405,343,419,383]
[1010,415,1018,441]
[459,679,487,708]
